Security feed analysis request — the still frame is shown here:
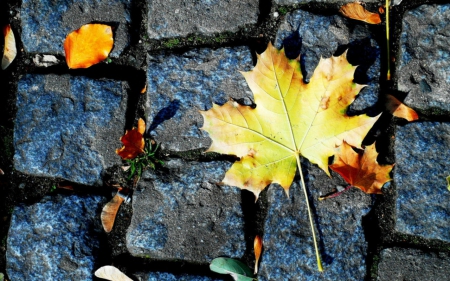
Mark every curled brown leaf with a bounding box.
[101,194,125,233]
[254,235,263,274]
[340,2,382,24]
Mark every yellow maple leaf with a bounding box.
[200,43,380,271]
[201,42,380,198]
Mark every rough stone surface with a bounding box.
[275,9,381,114]
[146,46,253,151]
[14,74,128,185]
[259,161,373,281]
[147,0,259,39]
[377,248,450,281]
[398,4,450,114]
[394,122,450,242]
[274,0,379,5]
[6,194,106,281]
[134,272,225,281]
[20,0,131,57]
[126,159,245,263]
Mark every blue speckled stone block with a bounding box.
[395,122,450,242]
[126,159,245,263]
[398,4,450,114]
[6,195,106,281]
[14,74,128,185]
[146,46,253,151]
[20,0,131,57]
[275,9,380,114]
[260,162,372,281]
[135,272,225,281]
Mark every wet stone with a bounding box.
[394,122,450,242]
[14,74,128,186]
[275,9,381,114]
[259,161,372,281]
[398,4,450,114]
[126,159,245,263]
[377,248,450,281]
[6,194,106,281]
[20,0,132,57]
[134,272,225,281]
[147,0,259,39]
[146,46,253,152]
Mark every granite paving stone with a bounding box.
[146,46,253,151]
[398,4,450,114]
[20,0,132,57]
[394,122,450,242]
[14,74,128,186]
[147,0,259,39]
[126,159,245,263]
[275,9,380,114]
[377,248,450,281]
[259,161,373,281]
[6,194,106,281]
[134,272,225,281]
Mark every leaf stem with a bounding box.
[295,154,323,272]
[386,0,391,80]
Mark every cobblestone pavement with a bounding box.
[1,0,449,280]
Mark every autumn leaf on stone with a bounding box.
[385,94,419,121]
[329,141,394,194]
[95,266,132,281]
[200,42,380,198]
[116,118,146,160]
[64,23,114,69]
[2,24,17,70]
[340,2,382,24]
[200,42,380,271]
[101,191,125,233]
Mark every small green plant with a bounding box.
[126,140,163,180]
[278,6,288,16]
[164,38,180,48]
[50,185,57,192]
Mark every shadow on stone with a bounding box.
[149,99,181,133]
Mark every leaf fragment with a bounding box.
[446,175,450,191]
[2,24,17,70]
[64,23,114,69]
[386,94,418,121]
[210,257,254,281]
[94,266,133,281]
[340,2,382,24]
[101,193,125,233]
[253,235,263,274]
[116,118,146,160]
[329,141,394,194]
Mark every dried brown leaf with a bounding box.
[101,194,125,233]
[254,235,263,274]
[2,24,17,70]
[386,94,419,121]
[340,3,382,24]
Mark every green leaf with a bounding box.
[447,175,450,191]
[210,258,254,281]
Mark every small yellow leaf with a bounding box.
[101,194,125,233]
[340,2,382,24]
[94,266,133,281]
[64,23,114,69]
[386,94,419,121]
[2,24,17,70]
[254,235,263,274]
